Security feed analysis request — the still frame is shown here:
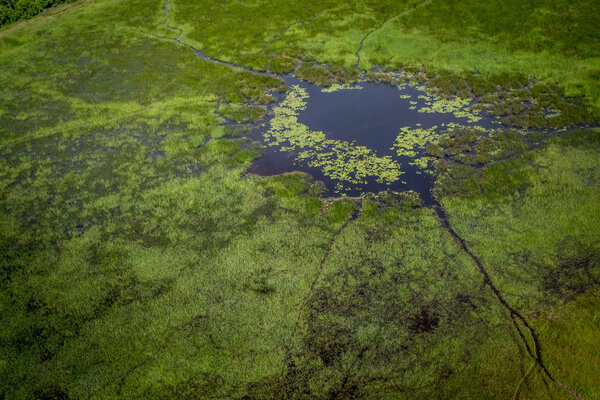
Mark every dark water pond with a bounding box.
[249,76,499,205]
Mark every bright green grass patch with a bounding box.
[360,1,600,111]
[168,0,424,73]
[535,290,600,399]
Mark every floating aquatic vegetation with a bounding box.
[417,94,482,123]
[411,156,435,170]
[264,85,403,188]
[441,122,488,132]
[391,126,439,172]
[393,78,486,124]
[261,77,497,193]
[321,83,364,93]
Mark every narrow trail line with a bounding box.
[163,0,281,80]
[287,207,360,345]
[433,205,588,400]
[163,0,183,40]
[355,0,434,72]
[260,22,298,63]
[260,13,323,65]
[555,381,589,400]
[512,360,537,400]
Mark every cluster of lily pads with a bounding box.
[263,75,497,193]
[263,85,403,187]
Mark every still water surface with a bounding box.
[250,76,498,204]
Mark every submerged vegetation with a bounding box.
[0,0,598,398]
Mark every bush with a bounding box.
[0,0,72,27]
[0,5,16,25]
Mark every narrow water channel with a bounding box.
[164,1,499,205]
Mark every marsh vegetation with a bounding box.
[0,0,599,399]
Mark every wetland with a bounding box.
[0,0,599,399]
[250,75,500,203]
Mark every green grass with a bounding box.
[0,0,599,398]
[244,205,532,399]
[165,0,600,114]
[168,0,423,73]
[360,0,600,111]
[438,129,600,398]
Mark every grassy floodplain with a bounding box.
[0,0,599,399]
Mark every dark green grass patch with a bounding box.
[295,62,337,87]
[0,0,74,27]
[242,208,538,399]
